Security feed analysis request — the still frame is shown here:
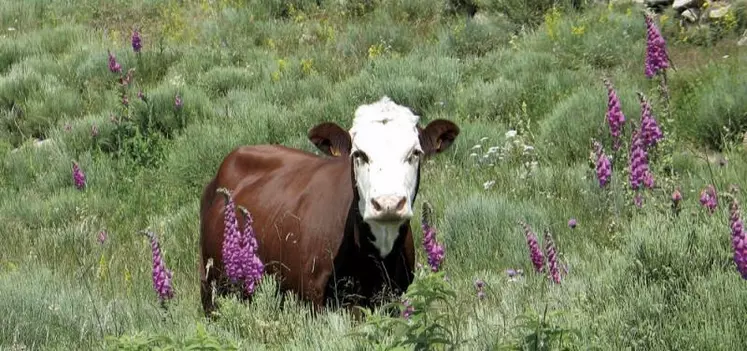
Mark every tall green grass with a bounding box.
[1,0,747,349]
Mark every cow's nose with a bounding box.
[370,195,408,219]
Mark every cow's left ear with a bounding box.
[308,122,352,157]
[419,119,460,157]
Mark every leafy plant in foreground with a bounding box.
[104,322,238,350]
[497,305,580,351]
[351,269,462,351]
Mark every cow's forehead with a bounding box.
[349,96,420,153]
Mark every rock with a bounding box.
[472,12,490,25]
[681,8,700,22]
[33,138,53,148]
[673,0,702,12]
[738,30,747,46]
[646,0,675,12]
[708,4,732,19]
[646,0,674,5]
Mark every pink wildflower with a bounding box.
[671,187,682,214]
[637,92,663,148]
[593,140,612,188]
[72,161,86,190]
[644,14,670,78]
[97,230,107,245]
[629,128,652,191]
[422,202,445,272]
[217,188,243,283]
[132,29,142,53]
[604,79,626,151]
[700,185,718,215]
[238,206,265,295]
[634,192,644,208]
[729,187,747,279]
[107,50,121,73]
[544,230,561,284]
[402,299,414,319]
[143,230,174,304]
[520,221,544,272]
[474,279,486,299]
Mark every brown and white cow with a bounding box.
[198,96,459,316]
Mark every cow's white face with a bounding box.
[307,96,460,258]
[349,98,423,252]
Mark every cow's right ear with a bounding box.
[308,122,352,157]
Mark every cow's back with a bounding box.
[200,144,352,307]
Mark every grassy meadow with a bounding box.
[2,0,747,349]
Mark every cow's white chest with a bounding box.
[367,222,401,258]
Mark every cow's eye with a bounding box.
[351,150,369,164]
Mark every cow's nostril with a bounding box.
[371,198,383,212]
[395,197,406,211]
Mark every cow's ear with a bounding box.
[419,119,460,157]
[308,122,352,157]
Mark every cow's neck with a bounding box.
[356,215,407,258]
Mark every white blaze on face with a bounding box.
[348,96,424,258]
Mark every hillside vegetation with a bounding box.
[2,0,747,350]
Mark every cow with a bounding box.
[198,96,460,317]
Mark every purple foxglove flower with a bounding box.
[604,79,626,151]
[671,188,682,207]
[175,94,183,109]
[506,268,523,278]
[421,222,445,272]
[132,29,142,53]
[637,92,663,148]
[593,141,612,188]
[72,161,86,190]
[628,128,652,191]
[644,14,671,78]
[671,187,682,214]
[422,202,445,272]
[217,188,244,283]
[474,279,486,299]
[97,230,107,245]
[700,185,718,215]
[634,192,643,208]
[119,68,134,87]
[520,221,544,272]
[729,191,747,279]
[568,218,577,229]
[543,230,561,284]
[107,50,121,73]
[642,171,655,189]
[239,206,265,295]
[402,299,414,319]
[143,230,174,303]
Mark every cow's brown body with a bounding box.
[198,112,459,317]
[199,145,415,315]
